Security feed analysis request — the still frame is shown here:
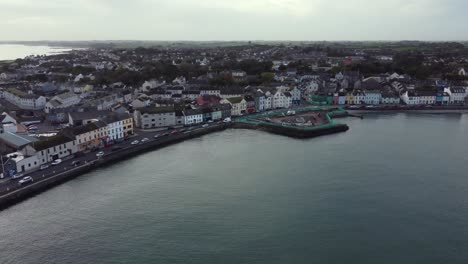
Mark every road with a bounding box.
[0,122,223,196]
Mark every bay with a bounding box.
[0,44,73,61]
[1,113,468,264]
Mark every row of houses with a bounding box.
[312,87,468,106]
[1,112,133,177]
[133,104,231,129]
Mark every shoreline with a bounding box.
[0,124,229,210]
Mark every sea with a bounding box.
[0,44,73,61]
[1,113,468,264]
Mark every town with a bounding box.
[0,41,467,190]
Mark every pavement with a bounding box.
[0,122,223,196]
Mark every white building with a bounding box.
[401,91,420,105]
[448,87,466,104]
[364,91,382,105]
[4,88,46,110]
[418,91,436,105]
[45,92,81,113]
[183,109,203,125]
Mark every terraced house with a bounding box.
[3,88,46,110]
[220,97,246,116]
[63,121,108,151]
[133,107,176,129]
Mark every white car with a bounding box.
[40,164,49,170]
[96,151,105,158]
[18,176,33,185]
[51,159,62,166]
[131,140,140,145]
[141,138,149,142]
[202,124,209,128]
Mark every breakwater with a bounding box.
[234,107,350,139]
[233,122,349,138]
[0,124,230,210]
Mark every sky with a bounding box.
[0,0,467,41]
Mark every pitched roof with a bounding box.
[225,97,244,104]
[0,132,38,149]
[6,88,38,99]
[139,107,175,115]
[69,111,112,121]
[32,134,74,151]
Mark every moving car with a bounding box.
[18,176,33,185]
[40,164,49,170]
[141,138,149,142]
[131,140,140,145]
[51,159,62,166]
[96,151,105,158]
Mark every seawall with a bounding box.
[0,124,230,210]
[232,122,349,139]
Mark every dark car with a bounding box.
[170,130,178,135]
[167,126,175,130]
[161,133,169,137]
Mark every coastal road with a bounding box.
[0,122,222,196]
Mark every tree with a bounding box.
[260,72,274,84]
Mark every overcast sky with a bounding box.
[0,0,467,41]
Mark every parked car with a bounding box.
[161,133,169,137]
[167,126,175,130]
[223,117,232,123]
[170,130,178,135]
[202,124,209,128]
[96,151,105,158]
[131,140,140,145]
[71,160,81,166]
[12,173,24,179]
[208,120,214,123]
[141,138,149,143]
[18,176,33,185]
[40,164,49,170]
[51,159,62,166]
[154,134,160,139]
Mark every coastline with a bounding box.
[0,124,229,210]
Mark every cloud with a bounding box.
[0,0,466,41]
